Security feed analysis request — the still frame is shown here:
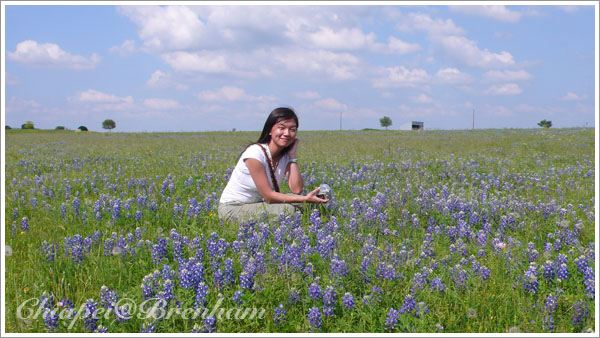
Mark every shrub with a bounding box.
[78,126,88,131]
[55,126,65,130]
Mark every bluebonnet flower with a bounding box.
[450,264,469,289]
[203,316,217,333]
[100,285,118,310]
[570,301,589,328]
[330,254,349,279]
[21,217,29,232]
[104,238,114,256]
[376,263,396,281]
[12,208,18,220]
[323,286,336,306]
[429,276,446,292]
[288,288,300,304]
[82,299,99,331]
[273,303,287,325]
[523,262,539,294]
[223,258,235,285]
[213,267,224,289]
[141,274,157,300]
[385,308,399,330]
[41,241,57,262]
[307,307,321,330]
[415,301,430,318]
[161,279,174,304]
[195,282,209,308]
[240,271,254,290]
[323,305,335,317]
[557,263,569,281]
[43,309,59,332]
[72,197,81,216]
[151,236,167,265]
[64,235,85,263]
[60,203,66,219]
[583,267,594,300]
[542,260,556,284]
[410,272,426,293]
[308,282,322,300]
[574,255,589,274]
[342,292,354,309]
[399,294,416,314]
[233,290,243,305]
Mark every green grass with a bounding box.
[3,128,596,333]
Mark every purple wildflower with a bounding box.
[308,282,322,300]
[342,292,354,309]
[202,316,217,333]
[21,217,29,232]
[273,304,287,325]
[307,307,321,330]
[385,308,399,330]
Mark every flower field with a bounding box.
[3,128,596,333]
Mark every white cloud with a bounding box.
[161,51,228,74]
[397,12,466,36]
[387,37,421,54]
[109,40,136,56]
[117,6,205,51]
[435,67,474,84]
[7,40,100,70]
[485,83,523,96]
[448,5,523,23]
[143,98,182,110]
[295,91,320,99]
[396,12,516,69]
[560,92,586,101]
[315,98,347,111]
[145,70,189,90]
[434,35,515,68]
[78,89,132,103]
[483,70,533,82]
[274,49,360,80]
[309,27,377,51]
[196,86,275,103]
[412,94,433,104]
[372,66,431,88]
[6,97,42,113]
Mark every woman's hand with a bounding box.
[305,186,329,204]
[288,138,299,158]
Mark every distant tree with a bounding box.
[78,126,88,131]
[5,125,12,130]
[538,119,552,128]
[55,126,65,130]
[21,120,34,129]
[102,119,116,132]
[379,116,392,130]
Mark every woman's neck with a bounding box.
[267,141,283,159]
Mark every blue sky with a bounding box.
[2,2,598,132]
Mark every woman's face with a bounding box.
[269,118,297,149]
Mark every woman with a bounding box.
[218,107,329,222]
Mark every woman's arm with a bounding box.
[285,139,303,194]
[246,158,327,204]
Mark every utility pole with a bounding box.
[472,108,475,129]
[340,111,342,131]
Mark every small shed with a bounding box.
[411,121,424,130]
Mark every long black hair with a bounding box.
[238,107,299,160]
